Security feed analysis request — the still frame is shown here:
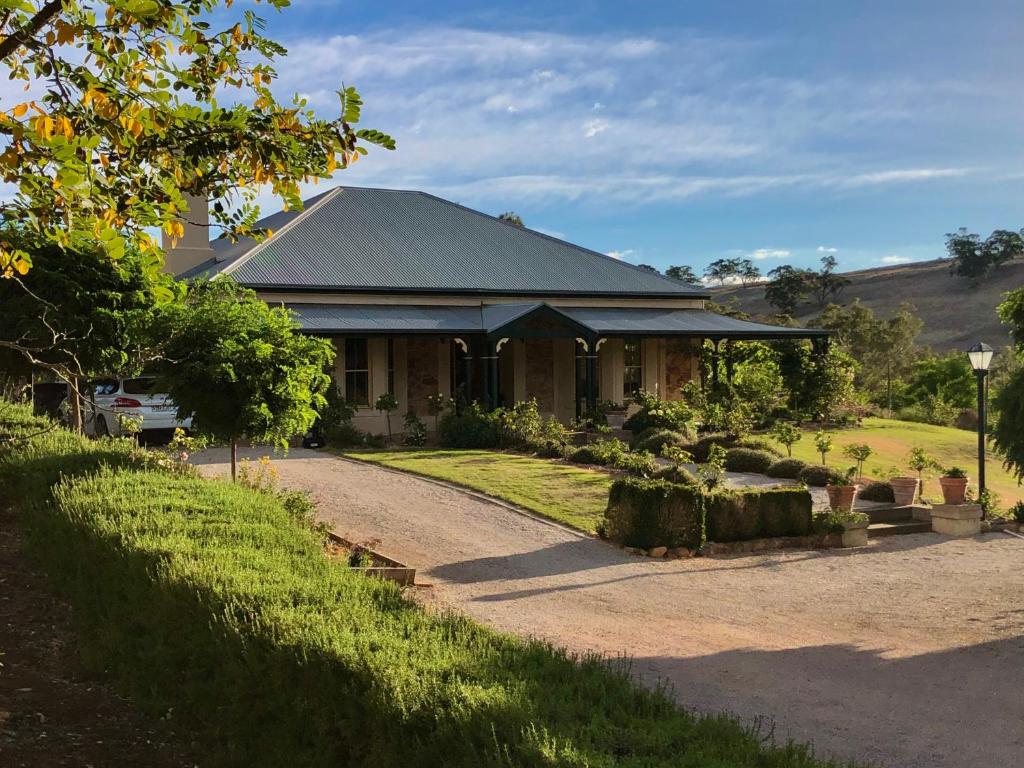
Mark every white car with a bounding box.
[82,377,192,437]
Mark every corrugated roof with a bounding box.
[284,302,827,339]
[210,186,704,297]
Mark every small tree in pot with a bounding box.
[826,467,858,512]
[375,392,399,445]
[939,466,969,505]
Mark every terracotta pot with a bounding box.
[826,484,858,512]
[939,476,969,505]
[889,477,920,507]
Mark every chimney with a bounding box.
[162,193,214,276]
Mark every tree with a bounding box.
[665,265,700,285]
[737,258,761,288]
[635,264,660,273]
[814,430,833,465]
[704,258,741,286]
[946,227,1024,283]
[0,0,393,285]
[375,392,398,444]
[497,212,524,227]
[906,352,975,409]
[812,255,850,307]
[155,279,333,480]
[777,341,856,422]
[843,443,873,481]
[992,288,1024,480]
[0,231,178,430]
[764,265,815,315]
[770,421,802,457]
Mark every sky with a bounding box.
[188,1,1024,274]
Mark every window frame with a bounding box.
[344,337,370,407]
[623,338,643,399]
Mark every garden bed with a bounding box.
[324,531,417,586]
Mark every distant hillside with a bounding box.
[710,258,1024,352]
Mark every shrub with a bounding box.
[954,408,979,431]
[705,488,813,542]
[622,390,696,435]
[603,478,704,550]
[858,481,895,503]
[652,464,699,486]
[611,449,657,478]
[437,404,499,448]
[797,464,850,487]
[736,438,784,457]
[813,509,869,534]
[687,432,739,462]
[723,448,775,474]
[1,403,840,768]
[530,440,567,459]
[766,458,808,479]
[568,444,602,465]
[631,427,690,456]
[1011,500,1024,524]
[403,411,428,446]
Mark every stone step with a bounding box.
[865,505,917,524]
[868,520,932,538]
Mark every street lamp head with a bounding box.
[966,342,994,372]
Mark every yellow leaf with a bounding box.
[12,103,27,117]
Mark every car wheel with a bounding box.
[95,415,109,437]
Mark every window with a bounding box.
[344,338,369,406]
[387,338,395,395]
[623,339,642,399]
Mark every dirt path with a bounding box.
[196,447,1024,768]
[0,506,197,768]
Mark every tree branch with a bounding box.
[0,0,65,61]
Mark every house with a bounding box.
[165,186,827,433]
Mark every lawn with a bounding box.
[772,417,1023,506]
[342,449,612,533]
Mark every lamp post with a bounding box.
[966,342,994,511]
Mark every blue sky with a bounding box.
[250,0,1022,275]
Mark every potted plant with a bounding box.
[939,466,969,505]
[826,467,858,512]
[837,510,870,548]
[889,475,920,507]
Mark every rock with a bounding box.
[622,546,644,555]
[647,546,668,558]
[667,547,693,559]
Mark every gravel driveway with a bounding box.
[194,447,1024,768]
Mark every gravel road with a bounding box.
[195,447,1024,768]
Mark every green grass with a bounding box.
[771,417,1023,506]
[0,401,859,767]
[343,448,613,533]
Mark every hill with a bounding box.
[710,258,1024,352]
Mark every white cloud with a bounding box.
[817,245,838,253]
[606,249,635,260]
[583,118,609,138]
[881,254,912,264]
[747,248,791,259]
[841,168,969,187]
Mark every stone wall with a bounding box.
[524,339,555,412]
[407,338,439,417]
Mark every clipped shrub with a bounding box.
[603,477,704,550]
[568,438,630,467]
[531,440,567,459]
[723,448,775,474]
[797,464,849,487]
[437,406,499,448]
[652,464,699,486]
[858,481,895,503]
[687,432,739,462]
[766,458,808,479]
[568,444,602,465]
[631,427,690,456]
[610,450,657,478]
[705,488,813,542]
[736,438,784,457]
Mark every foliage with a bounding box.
[992,288,1024,481]
[631,427,691,456]
[770,421,802,457]
[153,279,332,476]
[236,455,279,493]
[944,466,967,479]
[842,443,873,480]
[403,411,427,446]
[374,392,399,443]
[723,447,775,474]
[906,352,975,409]
[966,487,1001,517]
[766,458,808,479]
[0,0,393,283]
[705,487,813,542]
[4,416,843,768]
[704,257,741,286]
[776,341,856,423]
[497,211,524,226]
[662,444,694,467]
[729,344,787,421]
[603,478,706,550]
[906,446,942,498]
[813,509,869,534]
[664,264,700,285]
[699,443,728,490]
[623,390,696,436]
[437,399,567,452]
[568,438,655,477]
[811,255,850,307]
[946,227,1024,283]
[425,392,454,432]
[857,481,895,503]
[813,430,833,465]
[437,403,500,449]
[652,463,699,486]
[1010,500,1024,524]
[764,265,816,314]
[797,464,850,488]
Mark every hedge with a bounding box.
[766,458,808,479]
[652,464,699,486]
[1,403,849,768]
[603,478,705,550]
[797,464,848,487]
[724,448,775,474]
[705,488,814,543]
[858,481,895,503]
